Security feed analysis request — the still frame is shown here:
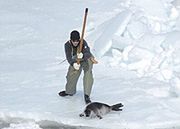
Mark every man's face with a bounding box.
[71,40,79,47]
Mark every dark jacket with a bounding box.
[64,40,92,66]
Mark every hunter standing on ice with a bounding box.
[58,30,94,104]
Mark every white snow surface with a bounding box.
[1,0,180,129]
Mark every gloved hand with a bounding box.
[77,52,83,59]
[73,63,80,70]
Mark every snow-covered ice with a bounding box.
[1,0,180,129]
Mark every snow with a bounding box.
[89,9,132,58]
[1,0,180,129]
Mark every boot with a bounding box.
[84,94,91,104]
[58,91,72,97]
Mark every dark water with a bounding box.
[0,117,101,129]
[1,117,180,129]
[38,120,99,129]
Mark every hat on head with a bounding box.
[70,30,80,41]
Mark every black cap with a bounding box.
[70,30,80,41]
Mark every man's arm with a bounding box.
[64,42,76,66]
[81,40,92,60]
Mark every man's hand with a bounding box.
[73,63,80,70]
[77,52,83,59]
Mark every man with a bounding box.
[59,30,94,104]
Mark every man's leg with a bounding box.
[65,65,82,95]
[59,65,82,96]
[82,59,94,103]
